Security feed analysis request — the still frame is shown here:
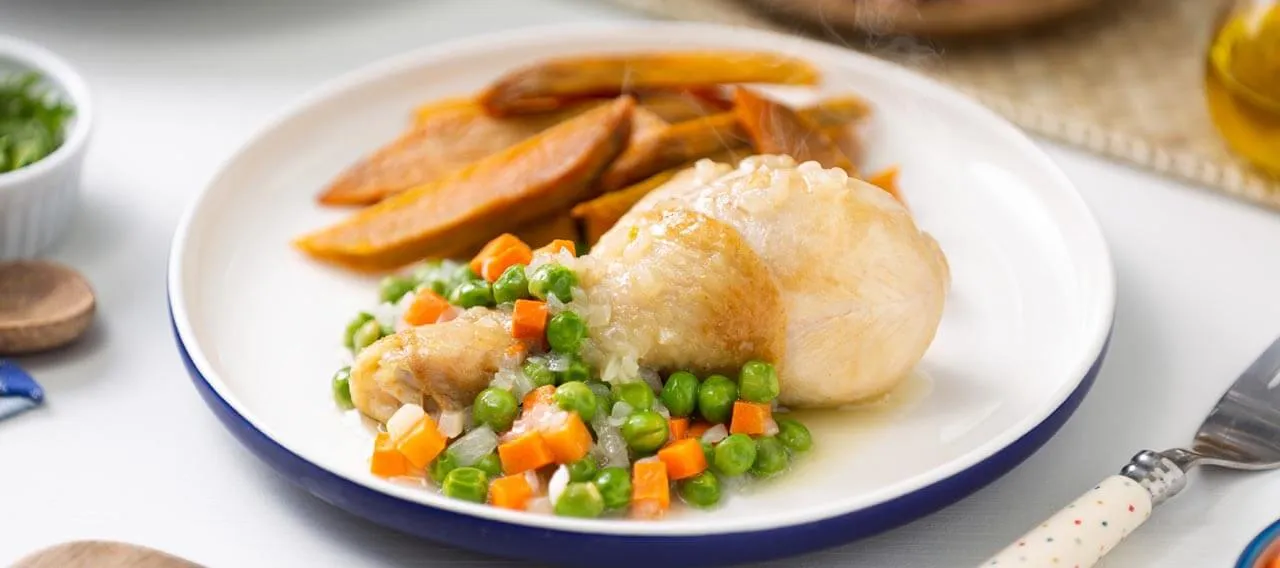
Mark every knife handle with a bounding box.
[979,475,1153,567]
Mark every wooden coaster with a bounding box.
[9,541,201,568]
[0,260,95,355]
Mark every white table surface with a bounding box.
[3,1,1280,566]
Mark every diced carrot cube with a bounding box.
[498,432,556,474]
[631,459,670,512]
[667,417,689,442]
[490,473,535,511]
[543,413,593,463]
[510,299,548,341]
[470,234,526,274]
[729,400,771,436]
[370,432,409,477]
[686,420,713,441]
[403,290,450,326]
[523,385,556,410]
[481,243,533,282]
[657,438,707,480]
[396,415,448,469]
[535,239,577,257]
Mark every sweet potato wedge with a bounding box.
[294,96,634,272]
[478,51,821,116]
[574,148,743,243]
[598,113,749,192]
[574,169,679,243]
[319,101,586,206]
[319,101,666,207]
[732,87,854,173]
[635,89,734,123]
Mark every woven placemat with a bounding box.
[602,0,1280,211]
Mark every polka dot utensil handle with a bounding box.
[981,475,1153,567]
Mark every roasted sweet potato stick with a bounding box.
[797,95,872,128]
[574,169,678,243]
[733,87,855,173]
[294,96,634,272]
[600,96,870,191]
[865,165,904,204]
[574,148,742,243]
[479,51,821,116]
[635,89,733,122]
[598,113,749,192]
[320,102,584,206]
[321,100,663,207]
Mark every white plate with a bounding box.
[167,22,1114,567]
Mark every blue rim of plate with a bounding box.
[1238,518,1280,567]
[168,296,1111,567]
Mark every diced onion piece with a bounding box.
[608,401,633,427]
[653,400,670,420]
[448,426,498,466]
[386,404,425,442]
[701,424,728,445]
[527,496,553,515]
[548,465,570,506]
[438,410,467,439]
[638,368,662,393]
[525,470,543,494]
[763,417,779,437]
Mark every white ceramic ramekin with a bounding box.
[0,35,92,260]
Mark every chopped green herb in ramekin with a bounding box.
[0,71,75,174]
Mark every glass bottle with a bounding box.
[1204,0,1280,176]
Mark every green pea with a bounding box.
[452,263,481,286]
[449,280,493,308]
[750,436,790,478]
[713,433,758,476]
[621,410,669,454]
[554,381,598,421]
[351,319,385,353]
[528,264,577,303]
[567,458,599,482]
[472,387,519,431]
[738,360,780,403]
[546,311,587,354]
[701,440,715,465]
[429,451,460,484]
[613,381,655,411]
[523,358,556,388]
[558,358,591,385]
[343,312,375,350]
[555,482,605,518]
[379,275,416,304]
[492,264,531,304]
[678,471,721,508]
[413,260,456,297]
[697,374,737,423]
[775,417,813,453]
[660,371,699,417]
[441,467,488,503]
[473,453,503,478]
[593,467,632,510]
[332,366,354,410]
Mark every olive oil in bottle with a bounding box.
[1205,0,1280,176]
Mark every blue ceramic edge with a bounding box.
[1237,517,1280,567]
[169,299,1111,568]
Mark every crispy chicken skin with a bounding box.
[348,309,519,423]
[348,155,948,422]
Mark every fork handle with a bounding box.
[979,475,1153,567]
